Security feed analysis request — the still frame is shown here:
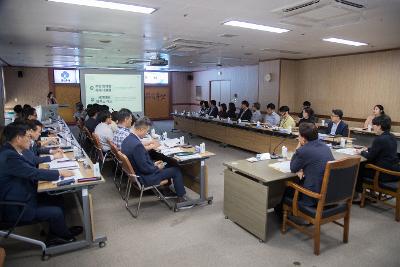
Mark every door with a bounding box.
[220,80,231,105]
[210,81,221,104]
[210,80,231,106]
[54,85,81,124]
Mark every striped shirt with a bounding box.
[112,126,131,150]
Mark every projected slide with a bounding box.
[84,74,143,112]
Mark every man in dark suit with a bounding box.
[237,100,252,121]
[22,120,63,166]
[0,123,78,244]
[208,100,219,117]
[121,117,187,202]
[84,106,99,133]
[354,115,400,197]
[290,123,335,206]
[326,109,349,137]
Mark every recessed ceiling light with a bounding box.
[47,0,156,14]
[47,45,103,50]
[223,20,290,33]
[322,37,368,46]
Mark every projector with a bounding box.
[150,58,168,66]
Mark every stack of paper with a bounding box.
[160,147,183,156]
[269,161,292,173]
[49,160,79,170]
[175,154,201,161]
[335,148,357,155]
[52,169,84,184]
[162,138,180,148]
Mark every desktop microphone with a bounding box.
[56,134,85,157]
[271,132,291,158]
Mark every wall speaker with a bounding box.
[17,71,23,78]
[187,74,193,81]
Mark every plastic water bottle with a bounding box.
[151,128,156,137]
[238,119,242,124]
[288,126,292,134]
[93,163,101,177]
[179,136,185,145]
[282,146,288,159]
[340,138,346,148]
[367,124,372,132]
[321,119,325,126]
[200,143,206,153]
[256,121,261,127]
[162,132,167,140]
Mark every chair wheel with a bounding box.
[259,239,265,243]
[99,241,106,248]
[173,207,179,212]
[208,199,213,205]
[42,254,50,261]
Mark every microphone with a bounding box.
[271,132,291,158]
[57,134,85,158]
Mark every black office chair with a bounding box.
[282,157,361,255]
[0,201,49,261]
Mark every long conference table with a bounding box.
[38,119,107,258]
[173,114,299,153]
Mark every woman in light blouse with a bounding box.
[364,104,384,129]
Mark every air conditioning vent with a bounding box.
[282,0,321,13]
[260,48,303,55]
[334,0,364,9]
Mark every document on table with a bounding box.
[335,148,357,155]
[49,159,79,170]
[162,138,180,148]
[160,147,183,156]
[52,169,84,184]
[269,161,292,173]
[175,154,201,161]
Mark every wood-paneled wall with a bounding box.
[258,60,280,111]
[280,50,400,125]
[4,67,49,109]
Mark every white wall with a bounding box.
[190,65,259,111]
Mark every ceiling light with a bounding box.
[46,54,93,58]
[47,45,103,51]
[223,20,289,33]
[47,0,156,14]
[322,37,368,46]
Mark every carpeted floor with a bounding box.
[3,121,400,267]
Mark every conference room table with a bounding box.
[38,119,107,257]
[173,114,299,153]
[150,144,214,210]
[223,150,366,242]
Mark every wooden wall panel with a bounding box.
[280,50,400,128]
[54,85,81,124]
[144,86,170,120]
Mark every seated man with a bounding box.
[0,123,79,245]
[264,103,280,126]
[84,106,99,133]
[208,100,219,117]
[289,123,335,206]
[112,108,134,150]
[326,109,349,137]
[251,102,263,123]
[94,110,114,152]
[22,120,63,166]
[354,115,400,200]
[121,117,187,202]
[237,100,252,121]
[278,106,296,129]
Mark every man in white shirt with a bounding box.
[251,102,263,122]
[95,110,114,152]
[264,103,280,126]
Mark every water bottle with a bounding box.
[340,138,346,148]
[200,143,206,153]
[179,136,185,145]
[282,146,288,159]
[321,119,325,126]
[367,124,372,132]
[238,119,242,124]
[256,121,261,128]
[163,132,168,140]
[73,146,79,159]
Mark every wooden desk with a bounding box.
[151,147,214,210]
[223,151,364,242]
[38,120,107,256]
[174,115,298,153]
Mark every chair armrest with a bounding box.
[366,164,400,177]
[365,164,400,191]
[285,181,322,200]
